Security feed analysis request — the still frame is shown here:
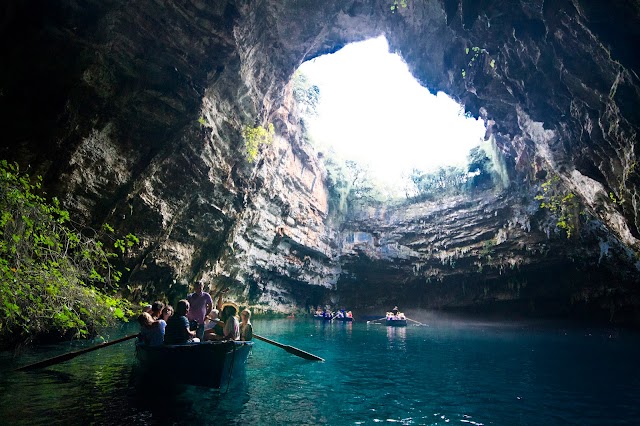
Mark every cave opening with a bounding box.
[295,36,490,199]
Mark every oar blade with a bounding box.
[284,345,325,362]
[16,352,79,371]
[254,334,324,362]
[15,333,139,372]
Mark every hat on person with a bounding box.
[221,301,238,310]
[221,301,239,314]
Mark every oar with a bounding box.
[253,334,324,362]
[16,333,139,371]
[406,318,425,326]
[366,317,387,324]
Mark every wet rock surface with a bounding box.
[1,0,639,323]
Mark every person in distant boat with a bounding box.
[187,281,213,340]
[150,301,165,320]
[164,299,199,344]
[391,306,399,316]
[239,309,253,341]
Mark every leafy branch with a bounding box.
[0,161,136,345]
[242,123,275,163]
[535,175,580,238]
[390,0,408,12]
[462,46,496,79]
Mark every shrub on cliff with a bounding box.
[242,123,275,163]
[0,161,136,346]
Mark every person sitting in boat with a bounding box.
[164,299,200,344]
[334,310,345,319]
[346,311,353,319]
[204,308,225,338]
[144,305,172,346]
[137,312,155,345]
[187,281,213,340]
[160,305,173,322]
[150,301,165,320]
[207,302,240,341]
[391,306,399,316]
[239,308,253,341]
[213,286,230,311]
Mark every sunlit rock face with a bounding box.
[1,0,639,322]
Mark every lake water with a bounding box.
[1,314,639,425]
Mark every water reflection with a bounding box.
[386,325,407,351]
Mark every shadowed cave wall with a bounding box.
[1,0,639,323]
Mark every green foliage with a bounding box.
[0,161,136,345]
[292,71,320,117]
[609,192,622,205]
[197,117,206,125]
[242,123,275,163]
[462,46,495,79]
[323,155,385,221]
[390,0,408,12]
[408,145,502,200]
[480,239,496,258]
[535,175,580,238]
[410,166,470,199]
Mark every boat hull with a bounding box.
[386,319,407,327]
[334,317,353,322]
[313,314,333,321]
[135,340,253,388]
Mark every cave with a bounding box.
[1,0,639,325]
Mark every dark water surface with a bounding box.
[1,314,639,425]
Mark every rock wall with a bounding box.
[1,0,639,321]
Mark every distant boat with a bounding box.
[313,312,333,320]
[135,340,253,388]
[332,311,354,322]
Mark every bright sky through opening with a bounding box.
[298,36,486,191]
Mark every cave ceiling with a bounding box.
[1,0,639,323]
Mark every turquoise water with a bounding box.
[1,315,639,425]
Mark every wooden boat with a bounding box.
[334,316,353,322]
[385,315,407,327]
[135,340,253,388]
